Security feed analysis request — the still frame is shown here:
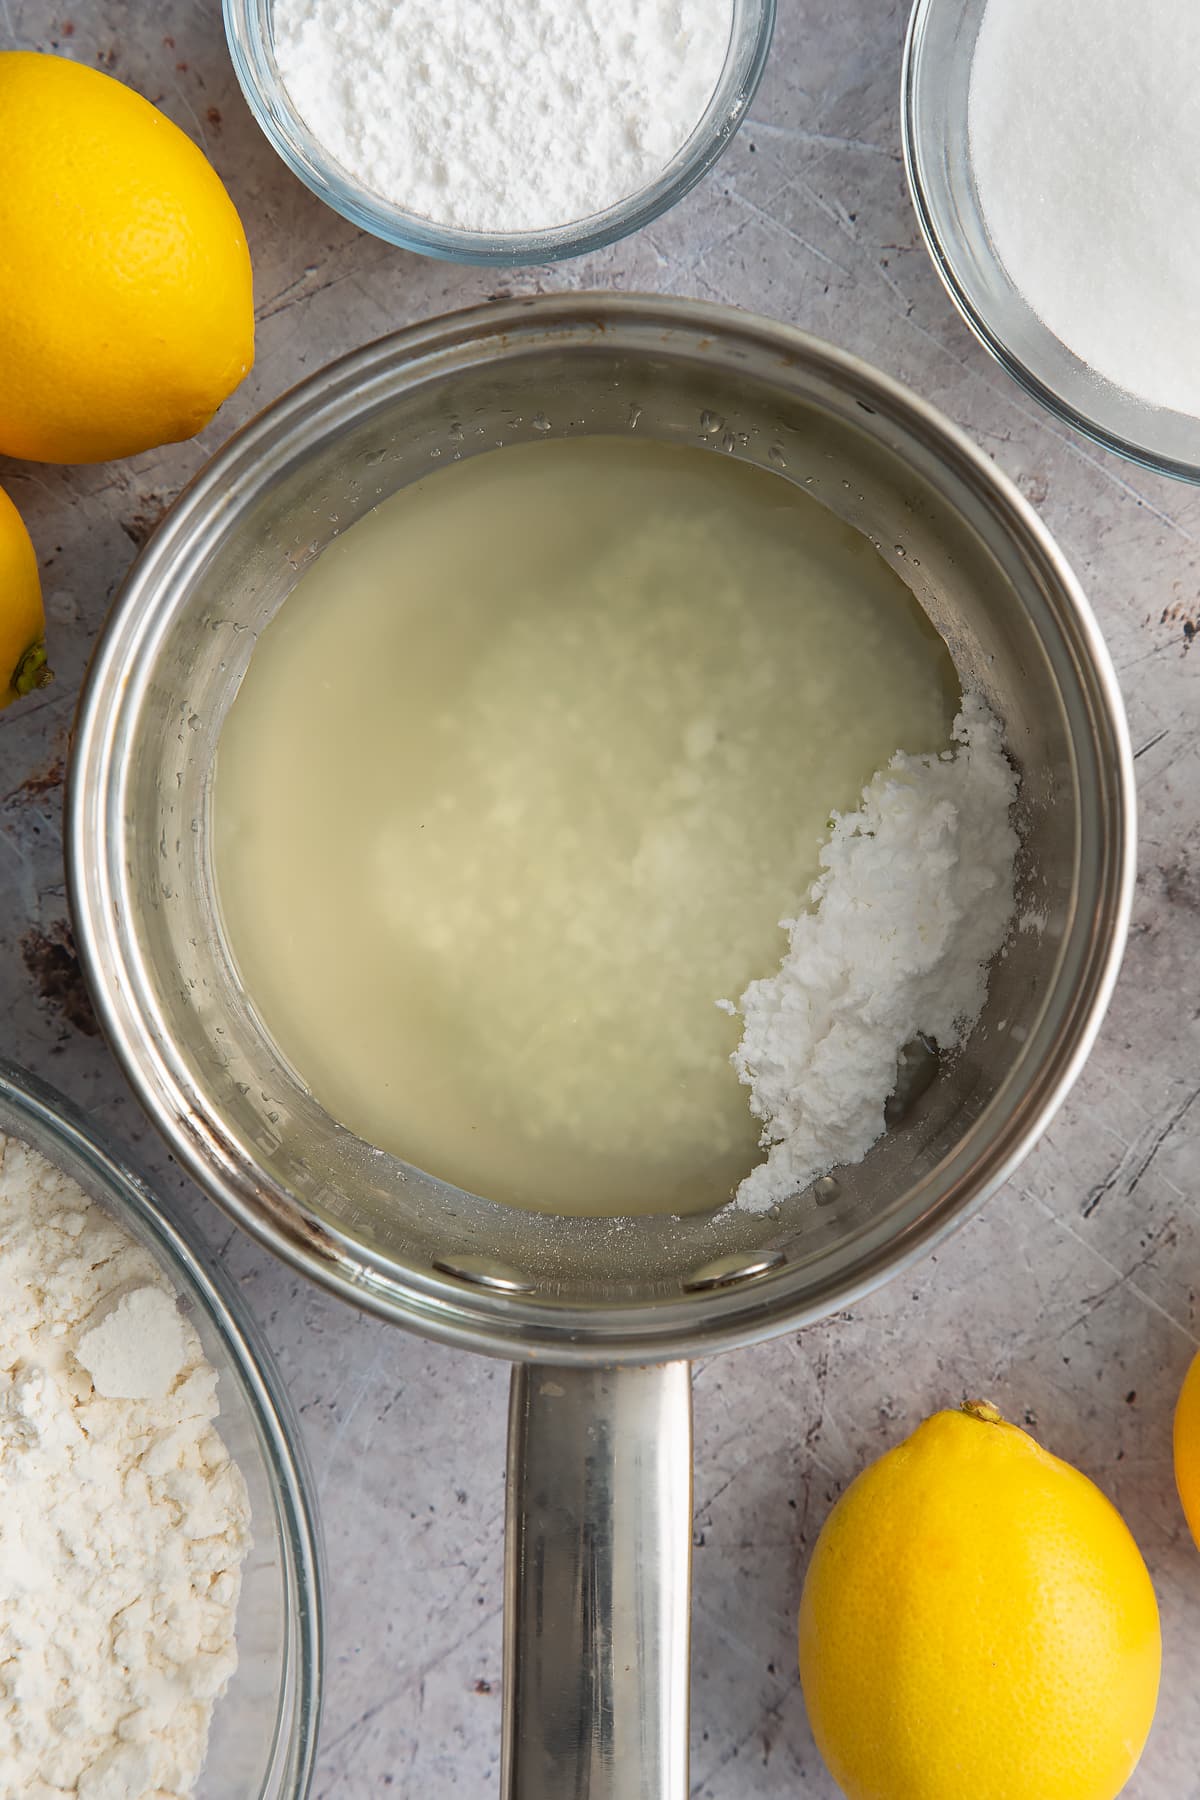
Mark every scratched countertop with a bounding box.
[2,2,1198,1794]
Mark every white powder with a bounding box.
[76,1284,193,1402]
[0,1133,251,1800]
[969,0,1200,415]
[272,0,735,233]
[730,694,1018,1212]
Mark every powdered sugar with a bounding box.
[272,0,735,233]
[730,694,1018,1213]
[0,1132,250,1799]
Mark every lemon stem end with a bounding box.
[961,1398,1006,1425]
[12,641,52,698]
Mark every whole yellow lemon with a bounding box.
[0,484,49,706]
[1173,1348,1200,1547]
[798,1401,1160,1800]
[0,52,253,464]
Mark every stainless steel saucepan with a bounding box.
[68,296,1134,1799]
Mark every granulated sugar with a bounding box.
[272,0,734,233]
[969,0,1200,415]
[730,694,1018,1213]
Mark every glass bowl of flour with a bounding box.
[223,0,775,263]
[0,1060,323,1799]
[903,0,1200,481]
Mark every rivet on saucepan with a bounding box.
[813,1175,841,1206]
[884,1034,940,1127]
[431,1253,535,1293]
[682,1249,785,1293]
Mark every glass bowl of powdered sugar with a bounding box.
[0,1059,322,1800]
[224,0,775,263]
[904,0,1200,480]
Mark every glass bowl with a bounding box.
[0,1058,323,1799]
[902,0,1200,483]
[222,0,775,265]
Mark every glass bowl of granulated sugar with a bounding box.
[0,1059,322,1800]
[224,0,775,263]
[904,0,1200,481]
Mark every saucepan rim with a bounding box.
[67,294,1135,1364]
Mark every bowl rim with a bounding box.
[0,1056,325,1800]
[901,0,1200,485]
[221,0,776,265]
[67,293,1137,1366]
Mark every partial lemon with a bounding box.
[798,1400,1160,1800]
[0,51,253,464]
[1173,1349,1200,1547]
[0,484,49,707]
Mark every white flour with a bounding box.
[731,694,1018,1212]
[272,0,735,232]
[969,0,1200,414]
[0,1133,251,1800]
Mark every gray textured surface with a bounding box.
[1,2,1198,1795]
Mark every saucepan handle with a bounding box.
[502,1361,694,1800]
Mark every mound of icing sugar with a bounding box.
[730,693,1018,1213]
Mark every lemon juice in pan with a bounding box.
[213,438,957,1216]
